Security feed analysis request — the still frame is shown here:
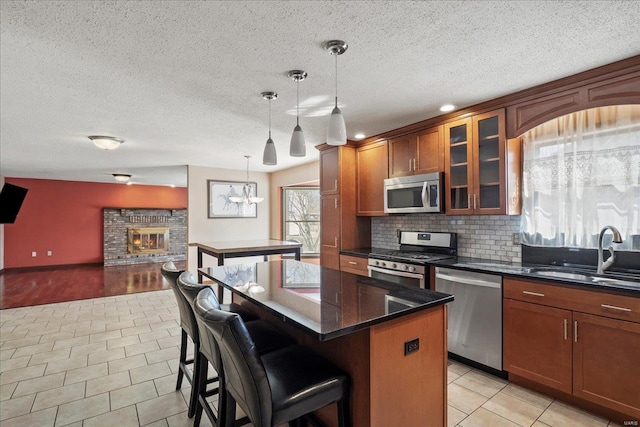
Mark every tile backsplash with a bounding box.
[372,214,522,262]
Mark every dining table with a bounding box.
[199,259,453,427]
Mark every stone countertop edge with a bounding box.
[339,249,640,296]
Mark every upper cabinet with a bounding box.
[388,125,444,178]
[357,140,388,216]
[444,109,521,215]
[320,148,340,195]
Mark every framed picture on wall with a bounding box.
[207,180,258,218]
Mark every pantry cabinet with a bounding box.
[503,278,640,420]
[444,109,521,215]
[318,144,371,270]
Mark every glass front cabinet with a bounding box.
[444,109,520,215]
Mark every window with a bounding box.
[521,105,640,250]
[282,186,320,255]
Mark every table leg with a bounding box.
[294,248,301,261]
[217,255,225,302]
[197,249,204,283]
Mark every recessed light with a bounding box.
[126,181,133,186]
[439,104,456,112]
[354,133,365,140]
[170,184,176,188]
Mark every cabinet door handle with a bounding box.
[335,199,338,209]
[523,290,545,297]
[409,159,412,171]
[334,237,338,247]
[413,158,416,171]
[348,261,358,265]
[563,319,568,340]
[574,321,578,343]
[334,179,338,191]
[601,304,631,312]
[473,194,477,210]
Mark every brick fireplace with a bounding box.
[103,208,186,266]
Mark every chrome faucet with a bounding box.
[597,225,623,274]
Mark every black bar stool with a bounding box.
[177,272,295,426]
[194,286,351,427]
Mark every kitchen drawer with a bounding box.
[340,254,369,276]
[504,278,640,323]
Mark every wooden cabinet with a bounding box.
[503,278,640,420]
[388,125,443,178]
[503,298,573,393]
[444,109,521,215]
[356,140,388,216]
[318,144,371,270]
[339,254,369,276]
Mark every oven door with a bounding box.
[368,265,426,289]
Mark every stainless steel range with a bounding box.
[367,231,457,289]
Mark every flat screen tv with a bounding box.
[0,183,28,224]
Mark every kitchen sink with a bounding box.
[531,270,595,281]
[529,268,640,288]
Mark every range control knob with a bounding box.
[374,260,380,266]
[403,264,409,270]
[381,262,386,268]
[392,263,397,269]
[409,266,417,273]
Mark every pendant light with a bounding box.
[324,40,348,146]
[262,91,277,165]
[288,70,307,157]
[229,155,264,204]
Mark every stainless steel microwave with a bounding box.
[384,172,443,214]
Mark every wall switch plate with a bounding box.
[31,251,37,257]
[512,233,521,245]
[404,338,419,355]
[47,251,52,256]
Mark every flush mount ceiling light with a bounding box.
[288,70,307,157]
[88,135,124,150]
[324,40,348,146]
[229,155,264,204]
[440,104,456,112]
[354,133,365,140]
[261,92,278,165]
[112,173,131,183]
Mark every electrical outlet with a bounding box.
[404,338,419,356]
[512,233,521,245]
[47,251,52,256]
[31,251,37,257]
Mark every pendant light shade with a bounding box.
[229,155,264,204]
[324,40,348,146]
[261,92,278,165]
[288,70,307,157]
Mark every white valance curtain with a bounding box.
[521,104,640,250]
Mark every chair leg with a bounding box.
[192,352,208,424]
[217,369,227,427]
[187,342,202,418]
[224,391,236,427]
[176,329,188,390]
[337,397,350,427]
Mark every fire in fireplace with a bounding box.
[127,227,169,254]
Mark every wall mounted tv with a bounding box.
[0,183,28,224]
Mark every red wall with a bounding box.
[4,178,187,268]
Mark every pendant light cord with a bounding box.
[268,98,272,139]
[334,53,338,108]
[296,79,300,126]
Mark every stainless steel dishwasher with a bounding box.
[435,267,502,371]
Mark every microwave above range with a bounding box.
[383,172,443,214]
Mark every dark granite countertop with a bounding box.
[340,249,640,296]
[199,260,453,341]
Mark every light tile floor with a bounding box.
[0,289,627,426]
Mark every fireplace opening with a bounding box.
[128,227,169,254]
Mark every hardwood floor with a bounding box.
[0,261,186,309]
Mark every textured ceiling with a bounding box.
[1,1,639,187]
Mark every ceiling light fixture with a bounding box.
[261,92,278,165]
[288,70,307,157]
[229,155,264,204]
[354,133,365,140]
[89,135,124,150]
[440,104,456,112]
[324,40,348,146]
[112,173,131,183]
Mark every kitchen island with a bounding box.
[199,260,453,427]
